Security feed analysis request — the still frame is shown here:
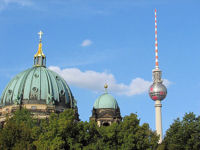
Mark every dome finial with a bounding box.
[104,83,108,93]
[34,30,46,67]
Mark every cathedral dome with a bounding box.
[0,31,76,109]
[90,84,122,126]
[0,66,76,108]
[93,93,119,109]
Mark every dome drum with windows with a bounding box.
[0,31,78,121]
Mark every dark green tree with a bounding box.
[86,113,158,150]
[0,108,36,150]
[34,109,87,150]
[0,109,159,150]
[159,112,200,150]
[116,113,158,150]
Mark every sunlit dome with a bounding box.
[0,67,76,108]
[93,93,119,109]
[0,31,77,110]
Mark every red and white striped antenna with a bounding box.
[155,9,159,69]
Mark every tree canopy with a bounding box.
[158,112,200,150]
[0,109,158,150]
[1,109,199,150]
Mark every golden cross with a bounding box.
[38,30,43,41]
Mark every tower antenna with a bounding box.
[155,9,159,69]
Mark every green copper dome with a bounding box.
[93,93,119,109]
[0,31,77,113]
[0,66,76,108]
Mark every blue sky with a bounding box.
[0,0,200,135]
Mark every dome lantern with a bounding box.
[34,30,46,67]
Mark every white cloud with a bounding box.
[4,0,32,5]
[49,66,171,96]
[0,0,33,10]
[163,79,171,87]
[81,39,92,47]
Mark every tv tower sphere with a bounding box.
[149,82,167,101]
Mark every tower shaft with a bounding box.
[155,100,163,143]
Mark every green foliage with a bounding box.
[0,108,36,150]
[85,113,158,150]
[160,112,200,150]
[117,114,158,150]
[0,109,158,150]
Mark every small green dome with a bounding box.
[0,66,76,108]
[93,93,119,109]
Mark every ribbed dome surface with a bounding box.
[0,66,76,107]
[93,93,119,109]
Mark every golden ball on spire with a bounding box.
[104,83,108,89]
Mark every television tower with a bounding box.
[149,9,167,144]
